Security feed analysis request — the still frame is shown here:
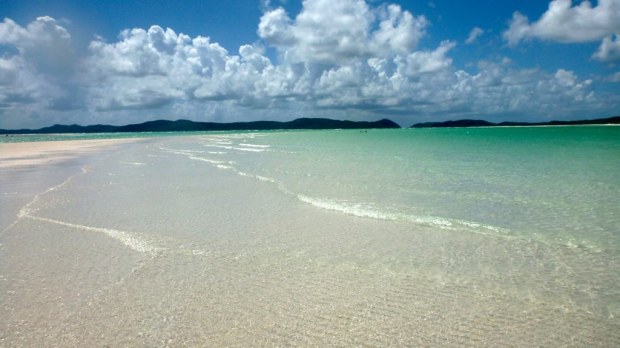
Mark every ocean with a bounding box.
[1,126,619,345]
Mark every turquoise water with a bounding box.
[187,126,620,252]
[8,126,618,249]
[3,125,619,345]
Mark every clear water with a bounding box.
[189,126,620,251]
[2,126,619,345]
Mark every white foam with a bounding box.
[159,146,205,154]
[294,194,508,232]
[255,175,277,183]
[120,161,147,165]
[238,143,270,148]
[188,156,225,165]
[232,147,267,152]
[25,215,159,254]
[10,163,160,255]
[237,171,277,183]
[297,194,395,220]
[17,168,88,219]
[204,144,234,150]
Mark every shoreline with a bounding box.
[1,134,618,345]
[0,138,142,168]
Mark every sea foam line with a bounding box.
[161,145,507,235]
[25,215,159,254]
[7,164,160,255]
[161,144,512,237]
[16,167,90,220]
[295,194,508,233]
[238,143,270,148]
[204,144,233,150]
[297,194,451,228]
[232,147,267,152]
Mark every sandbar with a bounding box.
[0,138,141,168]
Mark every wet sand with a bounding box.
[1,136,619,346]
[0,139,140,168]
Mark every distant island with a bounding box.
[1,118,400,134]
[411,116,620,128]
[3,116,620,134]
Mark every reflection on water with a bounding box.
[1,128,619,345]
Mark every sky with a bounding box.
[0,0,619,128]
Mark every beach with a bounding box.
[0,138,141,169]
[1,130,619,346]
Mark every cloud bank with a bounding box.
[0,0,617,128]
[504,0,620,62]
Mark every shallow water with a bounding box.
[193,127,620,251]
[1,128,619,346]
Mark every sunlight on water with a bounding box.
[2,126,619,346]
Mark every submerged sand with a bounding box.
[0,138,139,168]
[1,136,618,346]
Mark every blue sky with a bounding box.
[0,0,619,128]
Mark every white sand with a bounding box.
[0,138,140,168]
[1,136,618,346]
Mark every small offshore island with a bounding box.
[411,116,620,128]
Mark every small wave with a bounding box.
[188,156,225,165]
[26,215,159,254]
[256,175,277,183]
[232,147,267,152]
[204,144,234,150]
[158,147,205,154]
[565,238,603,253]
[237,171,277,183]
[238,143,270,148]
[296,194,506,233]
[120,161,146,165]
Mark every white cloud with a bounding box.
[504,0,620,46]
[0,16,75,73]
[258,0,428,63]
[0,16,79,125]
[0,4,618,129]
[447,65,597,119]
[372,4,428,55]
[593,34,620,62]
[465,27,484,44]
[257,8,295,47]
[607,71,620,82]
[399,40,455,75]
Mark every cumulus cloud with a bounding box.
[607,71,620,82]
[504,0,620,46]
[0,16,75,73]
[400,40,455,75]
[447,64,596,119]
[465,27,484,44]
[0,1,617,129]
[0,16,79,126]
[87,25,285,110]
[592,34,620,61]
[83,0,444,114]
[258,0,428,63]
